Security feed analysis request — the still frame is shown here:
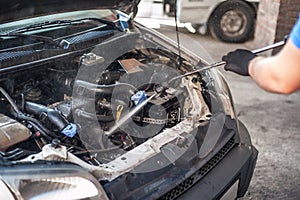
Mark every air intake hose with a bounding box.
[25,101,77,138]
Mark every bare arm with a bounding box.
[249,39,300,94]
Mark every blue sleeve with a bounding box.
[291,15,300,49]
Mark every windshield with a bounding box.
[0,10,116,34]
[0,9,123,53]
[0,9,125,69]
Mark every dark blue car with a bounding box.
[0,1,257,199]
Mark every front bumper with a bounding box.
[103,120,258,200]
[176,120,258,200]
[178,138,257,200]
[0,120,257,200]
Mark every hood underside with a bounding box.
[0,0,140,24]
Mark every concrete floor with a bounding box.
[136,1,300,199]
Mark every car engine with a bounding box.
[0,40,217,169]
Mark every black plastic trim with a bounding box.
[159,137,236,200]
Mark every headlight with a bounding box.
[0,163,109,200]
[19,176,99,200]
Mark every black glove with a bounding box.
[222,49,257,76]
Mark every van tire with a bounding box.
[209,0,255,43]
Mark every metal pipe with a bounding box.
[168,37,288,84]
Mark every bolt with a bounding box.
[191,77,198,83]
[51,139,61,148]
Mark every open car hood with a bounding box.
[0,0,140,24]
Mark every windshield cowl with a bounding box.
[0,0,140,24]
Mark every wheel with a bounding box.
[209,0,255,43]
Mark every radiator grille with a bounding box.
[159,137,236,200]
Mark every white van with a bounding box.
[163,0,259,42]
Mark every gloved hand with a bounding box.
[222,49,257,76]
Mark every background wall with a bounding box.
[255,0,300,55]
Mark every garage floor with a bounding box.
[137,1,300,199]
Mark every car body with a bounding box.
[0,0,257,199]
[163,0,260,42]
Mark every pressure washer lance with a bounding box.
[167,36,288,84]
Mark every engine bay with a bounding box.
[0,30,230,181]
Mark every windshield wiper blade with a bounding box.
[7,20,76,34]
[0,16,129,50]
[7,18,117,34]
[0,32,64,49]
